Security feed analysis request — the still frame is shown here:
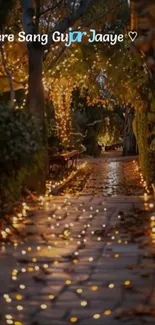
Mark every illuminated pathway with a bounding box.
[0,156,155,325]
[62,155,145,196]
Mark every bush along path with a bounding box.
[0,156,155,325]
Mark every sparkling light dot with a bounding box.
[89,257,94,262]
[108,283,114,289]
[35,265,40,271]
[124,280,131,286]
[40,304,47,310]
[149,203,154,208]
[66,280,71,285]
[3,294,9,299]
[6,320,13,325]
[17,305,23,311]
[5,315,12,320]
[70,317,78,323]
[16,294,22,300]
[93,314,100,319]
[91,286,98,291]
[76,288,83,294]
[12,276,17,280]
[32,257,37,262]
[104,309,112,315]
[81,300,87,307]
[73,259,78,264]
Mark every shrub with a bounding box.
[133,110,154,185]
[0,104,43,212]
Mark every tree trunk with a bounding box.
[20,0,94,193]
[123,107,137,156]
[28,45,44,121]
[0,45,15,108]
[25,44,48,194]
[130,0,137,30]
[21,1,48,194]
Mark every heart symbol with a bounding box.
[128,31,138,42]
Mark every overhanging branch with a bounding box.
[47,0,94,48]
[39,0,64,17]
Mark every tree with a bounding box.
[21,0,94,119]
[20,0,95,192]
[130,0,155,71]
[0,0,18,107]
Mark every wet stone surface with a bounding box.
[62,155,144,196]
[0,155,155,325]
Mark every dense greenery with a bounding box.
[97,34,155,184]
[0,104,43,213]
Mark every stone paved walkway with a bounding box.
[0,155,155,325]
[62,154,144,196]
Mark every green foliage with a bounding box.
[133,111,151,184]
[99,29,155,184]
[0,104,43,211]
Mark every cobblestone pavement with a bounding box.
[62,155,144,196]
[0,156,155,325]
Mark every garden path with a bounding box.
[0,154,155,325]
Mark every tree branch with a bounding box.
[21,0,35,35]
[39,0,64,17]
[47,45,66,70]
[87,120,102,126]
[47,0,94,48]
[84,0,127,28]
